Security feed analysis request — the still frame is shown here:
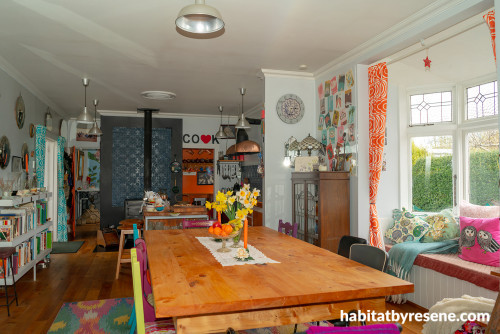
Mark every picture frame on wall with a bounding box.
[197,171,214,185]
[11,156,21,172]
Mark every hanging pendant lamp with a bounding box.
[235,88,250,129]
[89,99,103,136]
[215,105,226,139]
[77,78,94,124]
[176,0,224,34]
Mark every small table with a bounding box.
[145,227,413,333]
[143,209,208,230]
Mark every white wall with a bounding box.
[0,67,64,187]
[263,72,316,231]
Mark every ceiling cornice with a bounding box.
[261,69,314,79]
[0,53,67,118]
[314,0,493,76]
[97,109,239,120]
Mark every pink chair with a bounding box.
[182,219,218,229]
[278,219,298,238]
[135,239,156,322]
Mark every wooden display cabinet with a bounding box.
[291,171,349,253]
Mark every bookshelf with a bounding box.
[0,192,53,285]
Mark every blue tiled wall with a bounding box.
[112,127,171,207]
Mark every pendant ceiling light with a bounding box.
[215,106,226,139]
[89,99,103,136]
[176,0,224,34]
[77,78,94,124]
[235,88,250,129]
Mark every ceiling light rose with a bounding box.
[235,88,250,129]
[215,105,226,139]
[176,0,224,34]
[88,99,103,136]
[77,78,94,124]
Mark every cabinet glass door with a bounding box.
[294,181,319,245]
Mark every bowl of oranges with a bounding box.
[208,220,243,252]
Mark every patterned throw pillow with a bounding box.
[421,209,460,243]
[459,216,500,267]
[385,209,430,243]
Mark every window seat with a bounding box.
[385,244,499,292]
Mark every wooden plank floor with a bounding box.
[0,224,425,333]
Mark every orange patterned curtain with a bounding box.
[368,62,388,249]
[484,10,496,62]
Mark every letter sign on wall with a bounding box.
[183,134,219,144]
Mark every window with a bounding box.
[407,80,499,212]
[410,91,452,125]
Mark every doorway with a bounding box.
[44,138,59,240]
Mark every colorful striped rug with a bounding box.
[48,298,133,333]
[48,297,333,334]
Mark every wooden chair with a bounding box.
[131,248,176,334]
[182,219,217,229]
[278,219,298,238]
[337,236,367,258]
[116,221,142,280]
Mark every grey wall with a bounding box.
[0,67,64,188]
[100,116,182,228]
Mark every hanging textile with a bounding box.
[368,62,388,249]
[484,10,496,62]
[35,125,46,188]
[57,136,68,242]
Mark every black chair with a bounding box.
[349,244,389,272]
[328,243,389,327]
[337,236,367,258]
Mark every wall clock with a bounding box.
[15,95,25,129]
[276,94,305,124]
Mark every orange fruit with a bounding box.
[208,226,214,234]
[223,225,233,234]
[220,231,228,237]
[213,227,222,235]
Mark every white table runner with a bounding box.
[196,237,280,266]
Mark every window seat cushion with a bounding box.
[385,244,498,292]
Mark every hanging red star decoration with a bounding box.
[423,56,431,70]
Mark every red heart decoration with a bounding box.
[201,135,211,144]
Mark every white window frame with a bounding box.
[401,74,498,214]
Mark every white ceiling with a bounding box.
[0,0,450,118]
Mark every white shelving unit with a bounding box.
[0,192,53,285]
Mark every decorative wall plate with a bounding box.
[15,95,25,129]
[276,94,305,124]
[0,136,10,169]
[29,123,35,137]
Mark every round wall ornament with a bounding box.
[15,95,25,129]
[276,94,305,124]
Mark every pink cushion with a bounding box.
[460,200,500,218]
[459,216,500,267]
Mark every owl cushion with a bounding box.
[385,209,430,243]
[459,216,500,267]
[421,209,460,243]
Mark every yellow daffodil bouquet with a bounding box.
[206,184,260,230]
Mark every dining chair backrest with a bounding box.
[131,248,146,334]
[278,219,298,238]
[337,235,367,258]
[349,244,388,272]
[134,240,155,322]
[182,219,218,229]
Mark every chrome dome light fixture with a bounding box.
[175,0,224,34]
[235,88,250,129]
[215,106,226,139]
[77,78,94,124]
[88,99,103,136]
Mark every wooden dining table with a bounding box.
[145,226,413,333]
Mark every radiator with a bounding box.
[406,264,498,309]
